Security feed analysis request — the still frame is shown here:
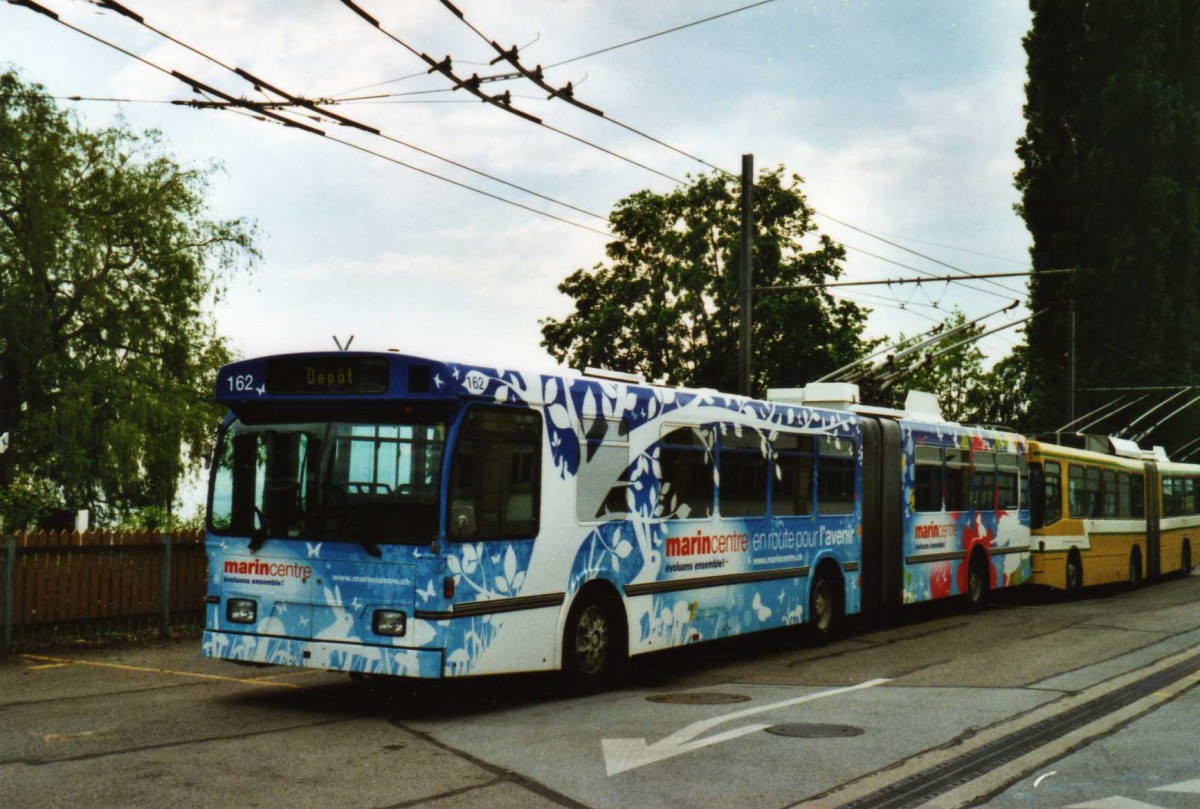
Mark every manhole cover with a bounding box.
[764,723,864,738]
[646,692,751,705]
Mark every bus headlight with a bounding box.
[373,609,407,637]
[227,598,257,624]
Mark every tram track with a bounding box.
[802,645,1200,809]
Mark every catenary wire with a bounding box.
[347,0,1037,296]
[12,0,614,237]
[75,0,613,224]
[342,0,688,184]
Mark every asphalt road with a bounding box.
[1,572,1197,809]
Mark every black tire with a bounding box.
[809,570,843,643]
[562,590,625,694]
[1129,548,1143,587]
[966,551,990,611]
[1181,541,1192,576]
[1065,551,1083,599]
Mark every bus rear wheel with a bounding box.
[1129,548,1143,588]
[966,551,990,612]
[1182,541,1193,576]
[563,590,625,694]
[1065,552,1083,599]
[809,570,843,644]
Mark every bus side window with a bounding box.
[914,445,943,512]
[817,436,855,515]
[1117,471,1132,518]
[1132,473,1145,519]
[945,448,969,512]
[998,452,1020,510]
[449,407,542,539]
[773,433,815,516]
[971,450,997,511]
[1102,469,1118,518]
[719,427,767,518]
[576,417,630,522]
[1044,460,1062,524]
[657,425,715,520]
[1068,464,1086,518]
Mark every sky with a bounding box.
[1,0,1036,383]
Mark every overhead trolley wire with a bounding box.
[340,0,686,185]
[432,0,730,176]
[373,0,1039,302]
[367,0,1035,301]
[540,0,783,70]
[13,0,613,237]
[73,0,613,226]
[815,210,1027,298]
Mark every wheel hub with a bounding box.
[575,605,609,674]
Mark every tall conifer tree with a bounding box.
[1017,1,1200,447]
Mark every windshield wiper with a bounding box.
[248,505,270,553]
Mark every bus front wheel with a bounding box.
[1182,541,1192,576]
[563,589,625,694]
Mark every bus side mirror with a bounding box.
[450,505,475,538]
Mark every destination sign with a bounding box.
[265,357,389,395]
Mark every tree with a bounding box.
[1016,1,1200,446]
[0,71,256,528]
[541,167,872,394]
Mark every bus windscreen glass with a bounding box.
[210,416,446,545]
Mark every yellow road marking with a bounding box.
[26,662,69,670]
[20,654,302,689]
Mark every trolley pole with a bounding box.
[738,154,754,397]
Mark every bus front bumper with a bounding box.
[202,631,443,678]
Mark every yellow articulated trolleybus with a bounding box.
[1027,436,1196,595]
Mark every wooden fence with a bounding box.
[0,529,207,657]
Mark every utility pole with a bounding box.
[1069,303,1076,428]
[738,154,754,397]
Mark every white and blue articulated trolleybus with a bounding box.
[202,352,1031,689]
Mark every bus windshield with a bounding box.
[210,414,448,546]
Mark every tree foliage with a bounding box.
[1016,1,1200,445]
[541,167,872,394]
[0,71,256,528]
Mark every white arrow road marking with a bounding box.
[1034,770,1058,788]
[1065,799,1167,809]
[602,677,889,776]
[1152,778,1200,793]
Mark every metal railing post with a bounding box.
[160,532,172,640]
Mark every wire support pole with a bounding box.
[738,154,754,398]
